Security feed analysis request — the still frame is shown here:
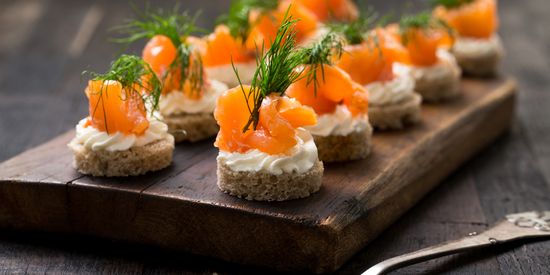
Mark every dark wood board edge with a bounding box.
[0,177,338,273]
[3,181,338,273]
[0,131,82,185]
[0,181,71,233]
[328,79,517,272]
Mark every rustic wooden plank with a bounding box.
[0,0,45,56]
[468,124,550,275]
[0,131,79,233]
[498,0,550,188]
[0,0,91,96]
[66,141,217,240]
[0,0,101,161]
[340,159,495,274]
[0,131,79,184]
[0,94,79,160]
[2,0,548,273]
[0,231,145,274]
[0,77,516,273]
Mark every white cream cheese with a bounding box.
[205,62,256,88]
[159,79,228,116]
[407,49,461,82]
[69,118,174,152]
[306,104,369,137]
[366,65,416,106]
[453,35,503,59]
[217,128,318,175]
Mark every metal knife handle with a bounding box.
[363,211,550,275]
[362,233,495,275]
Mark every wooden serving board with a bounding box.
[0,77,516,273]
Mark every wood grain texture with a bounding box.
[0,77,516,273]
[1,0,550,274]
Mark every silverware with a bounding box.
[363,211,550,275]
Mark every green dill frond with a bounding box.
[400,12,433,29]
[301,33,344,65]
[113,4,205,94]
[235,9,303,132]
[113,4,200,47]
[299,33,344,95]
[399,12,454,45]
[328,8,378,45]
[217,0,278,41]
[432,0,474,8]
[83,55,162,131]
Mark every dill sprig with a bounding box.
[217,0,278,41]
[83,55,162,132]
[299,33,344,95]
[113,4,200,48]
[399,12,454,45]
[432,0,474,8]
[113,4,205,94]
[328,8,378,45]
[233,10,303,132]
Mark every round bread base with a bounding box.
[217,160,324,202]
[313,124,373,163]
[453,46,503,78]
[164,113,219,143]
[69,137,174,177]
[369,94,422,130]
[414,68,461,103]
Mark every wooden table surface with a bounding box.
[0,0,548,274]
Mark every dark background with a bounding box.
[0,0,549,274]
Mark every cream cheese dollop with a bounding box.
[159,79,228,116]
[366,65,416,106]
[453,35,503,59]
[306,104,369,137]
[217,128,318,175]
[69,118,174,152]
[406,49,462,83]
[205,62,256,88]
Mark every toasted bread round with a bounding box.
[454,50,502,77]
[164,113,219,143]
[313,124,373,162]
[452,38,504,77]
[69,136,174,177]
[217,160,324,201]
[413,64,462,103]
[369,93,422,130]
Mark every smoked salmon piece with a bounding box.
[375,27,411,80]
[344,84,369,116]
[336,43,385,86]
[246,1,320,50]
[279,1,319,42]
[246,9,279,51]
[287,76,338,115]
[85,80,149,136]
[390,22,454,67]
[142,35,177,77]
[203,25,255,67]
[142,34,206,97]
[293,0,359,22]
[336,28,410,84]
[277,96,318,128]
[433,0,498,39]
[215,85,317,155]
[287,64,368,116]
